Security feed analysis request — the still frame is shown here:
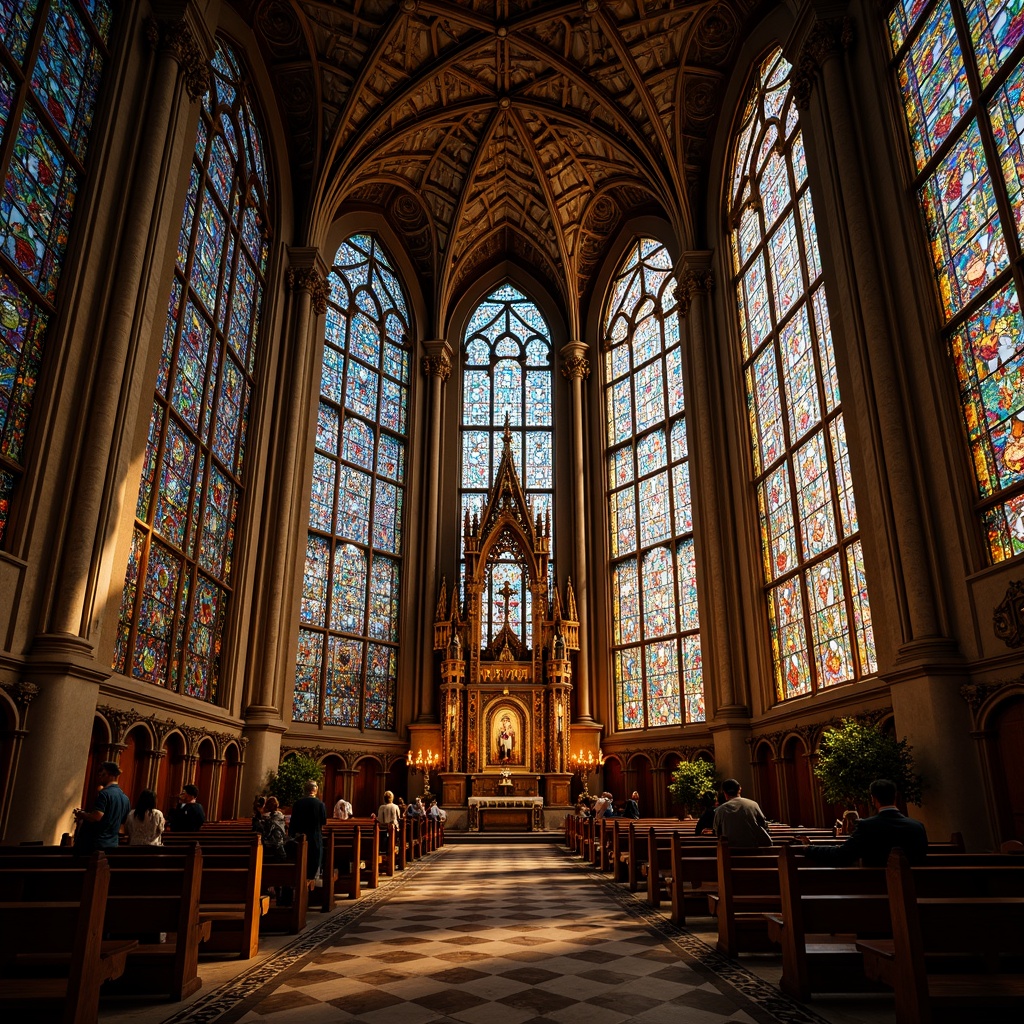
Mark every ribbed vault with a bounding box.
[250,0,754,332]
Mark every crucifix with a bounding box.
[498,579,514,624]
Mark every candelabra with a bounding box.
[407,748,440,774]
[568,748,602,797]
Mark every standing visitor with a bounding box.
[289,780,327,889]
[73,761,131,852]
[168,784,206,832]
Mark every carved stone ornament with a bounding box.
[287,266,329,315]
[96,703,244,759]
[0,679,40,710]
[144,18,211,102]
[960,678,1021,712]
[421,352,452,382]
[560,354,590,381]
[994,579,1024,648]
[792,17,855,111]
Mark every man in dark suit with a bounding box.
[800,779,928,866]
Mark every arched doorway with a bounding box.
[780,736,816,827]
[627,754,654,814]
[752,742,780,822]
[662,753,682,817]
[990,696,1024,841]
[321,754,344,810]
[218,744,241,821]
[196,739,217,819]
[385,759,406,814]
[602,757,624,808]
[119,726,152,806]
[0,695,18,836]
[353,758,379,814]
[155,732,186,814]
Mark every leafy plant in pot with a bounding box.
[813,718,923,814]
[667,759,718,818]
[265,752,325,812]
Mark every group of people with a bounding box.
[576,790,641,820]
[72,761,207,852]
[702,776,928,865]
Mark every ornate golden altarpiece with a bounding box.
[434,426,576,820]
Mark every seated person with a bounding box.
[713,779,773,848]
[801,779,927,866]
[693,792,717,835]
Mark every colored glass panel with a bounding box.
[990,60,1024,240]
[920,118,1008,319]
[117,38,269,703]
[966,0,1024,84]
[735,48,873,701]
[605,238,704,727]
[294,234,410,727]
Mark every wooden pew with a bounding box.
[163,835,267,959]
[857,850,1024,1023]
[261,834,308,934]
[319,823,362,911]
[0,845,207,1001]
[0,852,136,1023]
[768,844,1024,1000]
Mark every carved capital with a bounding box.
[288,266,329,315]
[145,17,211,102]
[0,680,39,710]
[421,352,452,382]
[792,17,854,111]
[560,354,590,381]
[994,579,1024,648]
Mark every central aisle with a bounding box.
[222,843,789,1024]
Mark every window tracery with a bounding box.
[0,0,114,540]
[460,285,553,653]
[292,234,411,731]
[730,48,877,702]
[603,238,706,728]
[114,39,269,702]
[887,0,1024,561]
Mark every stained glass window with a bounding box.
[293,234,411,730]
[0,1,113,541]
[460,285,553,651]
[603,239,706,728]
[730,49,877,703]
[888,1,1024,562]
[113,40,269,702]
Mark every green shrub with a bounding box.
[813,718,923,808]
[668,758,718,815]
[265,752,324,807]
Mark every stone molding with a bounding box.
[747,706,891,759]
[421,351,452,382]
[993,579,1024,648]
[279,744,409,770]
[95,704,246,760]
[144,17,211,101]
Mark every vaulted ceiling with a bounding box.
[248,0,758,332]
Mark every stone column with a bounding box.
[417,342,452,722]
[560,343,593,722]
[791,12,988,845]
[241,253,327,803]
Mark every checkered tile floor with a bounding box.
[214,844,826,1024]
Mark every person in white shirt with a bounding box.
[333,797,352,819]
[124,788,165,845]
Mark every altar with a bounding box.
[429,424,578,825]
[467,796,544,832]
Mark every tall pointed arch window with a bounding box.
[603,239,705,729]
[0,1,115,540]
[114,41,270,702]
[292,235,411,731]
[730,49,876,702]
[460,285,553,650]
[887,1,1024,561]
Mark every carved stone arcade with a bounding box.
[434,424,576,820]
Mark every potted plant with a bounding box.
[813,718,923,811]
[668,758,718,818]
[265,752,325,811]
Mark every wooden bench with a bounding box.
[857,850,1024,1023]
[0,852,137,1023]
[162,835,267,959]
[767,844,1024,1000]
[0,845,208,1001]
[320,823,362,911]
